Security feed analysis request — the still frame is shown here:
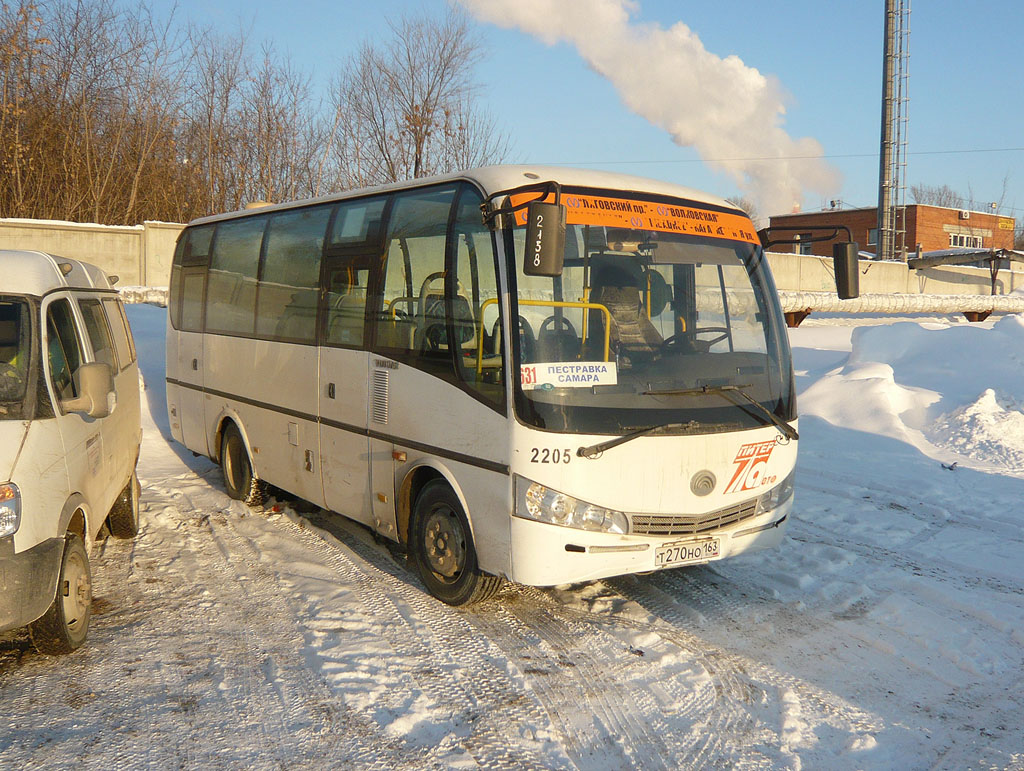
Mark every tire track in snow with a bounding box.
[267,508,573,770]
[154,478,409,770]
[470,584,760,770]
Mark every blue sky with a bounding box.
[165,0,1023,220]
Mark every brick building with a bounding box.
[767,204,1016,259]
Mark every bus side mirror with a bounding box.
[62,362,115,419]
[523,201,566,277]
[833,242,860,300]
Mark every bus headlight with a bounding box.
[0,483,21,538]
[515,476,628,535]
[756,470,794,515]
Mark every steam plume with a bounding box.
[458,0,840,215]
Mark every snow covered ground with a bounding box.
[2,305,1023,770]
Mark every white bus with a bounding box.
[166,166,844,605]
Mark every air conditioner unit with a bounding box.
[959,210,971,220]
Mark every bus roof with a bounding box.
[187,165,742,227]
[0,250,115,296]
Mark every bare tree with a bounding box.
[725,196,758,219]
[330,7,510,188]
[1,1,510,223]
[910,183,965,209]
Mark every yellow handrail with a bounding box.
[387,296,418,318]
[475,298,612,375]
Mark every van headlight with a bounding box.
[0,483,21,538]
[756,470,794,515]
[515,476,628,534]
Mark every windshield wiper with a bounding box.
[577,421,701,459]
[642,384,799,441]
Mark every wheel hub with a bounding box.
[62,552,91,628]
[423,508,466,579]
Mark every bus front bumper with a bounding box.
[507,500,791,587]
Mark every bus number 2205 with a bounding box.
[531,448,571,464]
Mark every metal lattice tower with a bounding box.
[877,0,911,261]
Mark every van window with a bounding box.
[78,298,118,372]
[46,299,84,401]
[0,299,30,413]
[103,298,136,370]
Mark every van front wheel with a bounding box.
[221,422,264,506]
[29,533,92,655]
[410,480,502,606]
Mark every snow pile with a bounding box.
[928,388,1024,470]
[119,285,168,306]
[799,314,1024,472]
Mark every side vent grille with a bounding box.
[371,369,389,424]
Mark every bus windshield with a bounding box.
[507,192,794,436]
[0,299,31,420]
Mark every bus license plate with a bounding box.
[655,538,721,568]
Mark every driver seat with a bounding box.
[589,284,662,362]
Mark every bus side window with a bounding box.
[322,196,387,348]
[205,216,266,337]
[373,185,457,374]
[257,205,330,343]
[452,186,504,406]
[169,224,213,332]
[46,299,84,402]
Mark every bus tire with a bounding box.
[410,480,503,606]
[29,533,92,655]
[221,422,265,506]
[107,469,140,538]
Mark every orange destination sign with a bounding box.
[511,192,759,244]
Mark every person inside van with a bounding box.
[0,305,26,403]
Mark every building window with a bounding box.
[867,228,878,246]
[796,233,812,255]
[949,233,983,248]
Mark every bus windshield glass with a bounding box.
[506,190,794,435]
[0,299,31,420]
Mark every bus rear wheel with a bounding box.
[410,480,502,606]
[220,422,265,506]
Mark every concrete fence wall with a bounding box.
[767,251,1024,296]
[2,217,1020,296]
[0,218,184,286]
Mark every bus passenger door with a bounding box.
[318,257,373,527]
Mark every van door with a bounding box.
[77,296,141,498]
[42,296,107,537]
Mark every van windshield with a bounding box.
[505,190,794,435]
[0,299,31,419]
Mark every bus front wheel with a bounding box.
[410,480,502,606]
[221,422,265,506]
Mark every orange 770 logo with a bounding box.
[725,440,777,494]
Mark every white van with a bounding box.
[0,250,142,654]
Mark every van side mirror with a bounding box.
[833,242,860,300]
[62,362,115,419]
[523,201,566,277]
